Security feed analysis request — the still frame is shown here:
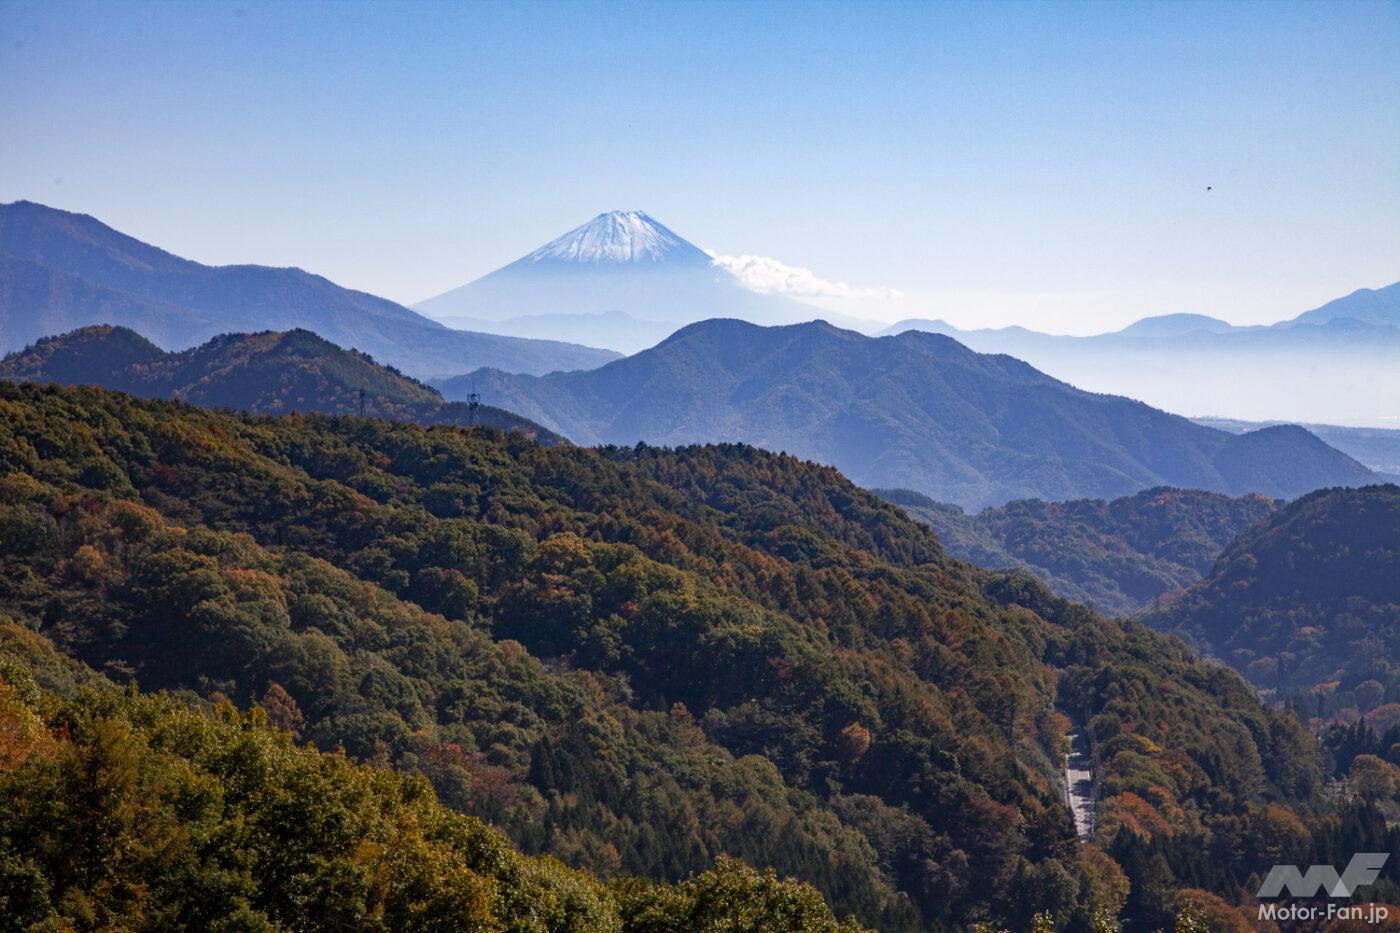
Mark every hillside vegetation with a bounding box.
[1142,485,1400,716]
[880,487,1277,616]
[1,382,1391,930]
[0,325,564,444]
[0,633,865,931]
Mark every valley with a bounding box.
[1,208,1396,929]
[878,487,1278,616]
[0,273,1394,924]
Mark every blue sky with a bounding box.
[2,0,1397,332]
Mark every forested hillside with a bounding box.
[1142,485,1400,717]
[0,325,565,444]
[880,487,1278,616]
[0,632,865,931]
[1,383,1393,930]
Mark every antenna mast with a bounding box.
[467,382,481,426]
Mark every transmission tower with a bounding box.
[467,383,481,426]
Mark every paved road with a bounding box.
[1064,723,1096,841]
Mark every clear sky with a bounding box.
[2,0,1397,333]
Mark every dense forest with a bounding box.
[0,325,565,443]
[1,382,1396,930]
[877,488,1277,617]
[0,633,866,931]
[1143,485,1400,720]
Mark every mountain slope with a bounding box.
[0,200,619,377]
[415,210,821,330]
[437,318,1375,509]
[0,325,566,443]
[1195,416,1400,476]
[1141,484,1400,708]
[1287,280,1400,328]
[0,380,1356,931]
[0,252,219,349]
[879,486,1278,616]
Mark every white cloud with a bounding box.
[706,250,902,301]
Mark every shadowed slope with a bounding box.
[439,318,1374,508]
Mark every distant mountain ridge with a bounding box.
[0,200,620,377]
[886,280,1400,341]
[0,324,565,443]
[879,280,1400,427]
[1113,313,1240,337]
[436,317,1376,508]
[1287,282,1400,328]
[415,210,824,330]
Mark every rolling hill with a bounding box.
[0,325,565,443]
[0,200,619,377]
[879,486,1278,616]
[1141,484,1400,712]
[437,318,1376,509]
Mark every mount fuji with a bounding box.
[515,210,708,265]
[414,211,829,351]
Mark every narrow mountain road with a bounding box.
[1062,714,1098,841]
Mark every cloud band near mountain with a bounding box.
[706,250,902,300]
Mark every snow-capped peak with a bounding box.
[526,211,707,264]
